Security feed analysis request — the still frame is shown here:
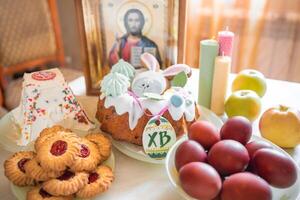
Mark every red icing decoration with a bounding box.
[57,171,75,181]
[155,119,161,126]
[39,188,52,198]
[17,158,30,173]
[32,71,56,81]
[88,172,99,184]
[50,140,67,156]
[77,114,88,124]
[79,144,90,158]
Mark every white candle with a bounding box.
[211,55,231,115]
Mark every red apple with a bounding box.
[220,116,252,145]
[259,105,300,148]
[208,140,249,176]
[252,148,298,188]
[175,140,207,171]
[245,140,273,159]
[221,172,272,200]
[179,162,222,200]
[188,121,220,150]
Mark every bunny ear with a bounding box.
[162,64,191,77]
[140,53,160,72]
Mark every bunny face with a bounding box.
[131,71,167,97]
[130,52,192,97]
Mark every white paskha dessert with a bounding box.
[12,68,94,146]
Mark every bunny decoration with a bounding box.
[131,53,192,97]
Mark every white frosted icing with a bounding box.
[168,103,185,121]
[164,88,196,122]
[102,87,197,130]
[101,53,197,130]
[101,72,130,97]
[140,98,169,115]
[104,93,144,130]
[184,102,196,121]
[104,93,134,115]
[161,87,197,122]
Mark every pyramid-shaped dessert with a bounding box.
[12,68,94,146]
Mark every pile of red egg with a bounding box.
[175,116,298,200]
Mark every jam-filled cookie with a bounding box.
[24,157,63,181]
[27,186,73,200]
[85,133,111,162]
[70,138,101,172]
[76,165,114,198]
[43,170,88,196]
[4,151,35,186]
[35,125,74,151]
[37,134,80,171]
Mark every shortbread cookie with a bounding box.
[24,157,63,181]
[37,134,80,171]
[4,151,35,186]
[76,165,114,198]
[43,170,88,196]
[70,138,101,172]
[85,133,111,162]
[35,125,74,151]
[27,186,73,200]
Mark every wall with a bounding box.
[56,0,82,70]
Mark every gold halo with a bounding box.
[116,1,152,35]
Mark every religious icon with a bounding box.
[76,0,187,95]
[108,8,162,68]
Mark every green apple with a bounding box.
[232,69,267,97]
[225,90,262,121]
[259,105,300,148]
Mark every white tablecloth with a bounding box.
[1,69,300,199]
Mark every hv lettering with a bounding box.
[148,131,171,148]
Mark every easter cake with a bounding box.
[96,53,200,145]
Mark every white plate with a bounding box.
[0,96,222,164]
[10,152,115,200]
[108,106,223,164]
[0,96,222,163]
[165,135,300,200]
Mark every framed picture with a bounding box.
[75,0,188,95]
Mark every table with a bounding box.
[1,69,300,200]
